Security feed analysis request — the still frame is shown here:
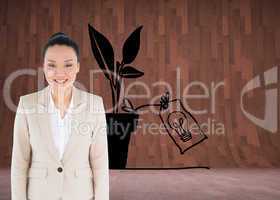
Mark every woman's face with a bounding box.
[43,45,80,92]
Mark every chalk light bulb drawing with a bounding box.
[122,91,208,154]
[167,111,192,142]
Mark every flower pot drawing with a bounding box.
[88,24,144,169]
[105,113,139,169]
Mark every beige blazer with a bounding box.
[11,85,109,200]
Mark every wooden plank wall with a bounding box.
[0,0,279,168]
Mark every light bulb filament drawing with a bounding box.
[168,111,192,142]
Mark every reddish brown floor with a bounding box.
[1,168,280,200]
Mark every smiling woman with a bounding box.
[11,32,109,200]
[42,33,80,117]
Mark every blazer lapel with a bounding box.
[36,85,87,163]
[36,85,60,163]
[62,86,87,163]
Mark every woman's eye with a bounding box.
[65,64,73,67]
[48,64,55,68]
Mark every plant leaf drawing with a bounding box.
[121,98,136,113]
[119,66,144,78]
[88,24,115,80]
[122,26,143,65]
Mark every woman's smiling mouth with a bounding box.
[54,79,68,84]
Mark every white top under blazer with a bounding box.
[49,89,74,160]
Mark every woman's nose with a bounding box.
[54,67,67,74]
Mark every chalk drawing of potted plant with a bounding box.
[88,24,144,169]
[88,24,208,169]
